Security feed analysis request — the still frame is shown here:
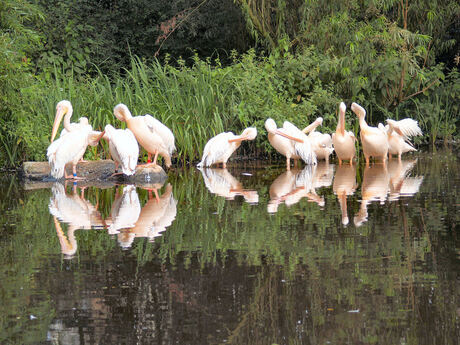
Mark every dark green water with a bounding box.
[0,149,458,345]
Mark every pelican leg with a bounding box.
[294,159,298,168]
[152,151,159,165]
[148,189,160,202]
[286,157,290,171]
[398,153,402,162]
[71,164,84,180]
[365,156,370,167]
[223,162,227,169]
[338,158,342,165]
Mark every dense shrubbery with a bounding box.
[0,0,458,168]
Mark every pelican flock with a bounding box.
[43,98,425,254]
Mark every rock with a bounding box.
[20,160,168,187]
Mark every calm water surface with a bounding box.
[0,149,458,345]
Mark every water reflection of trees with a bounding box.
[0,150,458,344]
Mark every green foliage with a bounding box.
[0,0,42,168]
[30,0,252,77]
[410,69,460,145]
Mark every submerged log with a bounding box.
[20,160,168,186]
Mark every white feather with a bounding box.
[105,125,139,175]
[282,121,317,165]
[143,114,176,155]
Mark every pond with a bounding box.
[0,148,458,345]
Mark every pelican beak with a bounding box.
[96,131,105,143]
[51,107,65,142]
[275,129,303,143]
[228,135,250,143]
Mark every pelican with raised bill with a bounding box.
[384,118,422,161]
[332,102,356,165]
[103,124,139,176]
[351,102,388,166]
[197,127,257,168]
[113,104,175,169]
[265,118,316,170]
[47,100,104,179]
[302,117,334,163]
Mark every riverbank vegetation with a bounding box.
[1,0,459,168]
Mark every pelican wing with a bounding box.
[386,118,422,138]
[197,132,234,167]
[282,121,317,165]
[143,114,176,155]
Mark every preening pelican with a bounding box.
[265,118,316,170]
[351,102,388,166]
[103,124,139,176]
[47,101,104,179]
[332,102,356,165]
[199,168,258,203]
[113,104,175,168]
[302,117,334,163]
[197,127,257,168]
[333,163,357,226]
[384,118,422,161]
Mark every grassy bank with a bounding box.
[4,51,460,168]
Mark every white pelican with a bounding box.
[384,118,422,161]
[47,101,104,179]
[302,117,334,163]
[103,124,139,176]
[197,127,257,168]
[333,163,357,225]
[50,100,89,141]
[265,118,316,170]
[332,102,356,165]
[354,164,389,227]
[113,104,175,169]
[105,185,141,235]
[199,168,258,203]
[351,102,388,166]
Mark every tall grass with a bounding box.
[8,53,460,168]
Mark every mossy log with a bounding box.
[20,160,168,187]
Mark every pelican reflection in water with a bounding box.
[49,183,104,257]
[354,164,390,227]
[199,168,259,204]
[333,163,357,225]
[268,165,327,213]
[388,159,423,201]
[105,185,141,235]
[117,183,177,248]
